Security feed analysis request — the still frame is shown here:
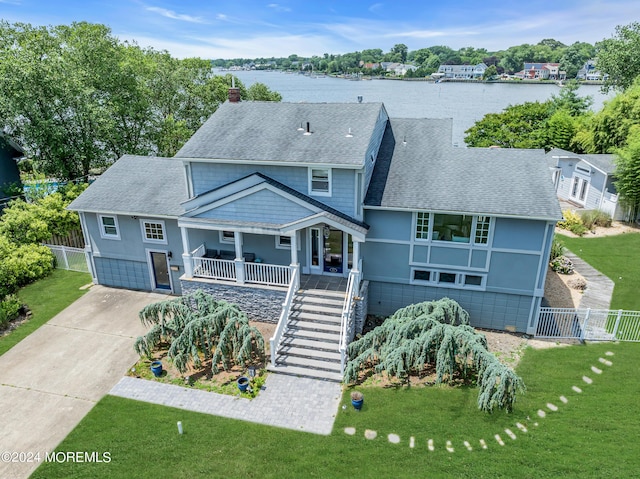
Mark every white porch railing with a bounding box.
[245,262,291,286]
[537,307,640,342]
[339,268,360,375]
[270,265,300,367]
[192,257,236,281]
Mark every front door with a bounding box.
[149,251,171,291]
[570,176,589,205]
[323,227,344,274]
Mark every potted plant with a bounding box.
[237,376,250,392]
[351,390,364,410]
[150,360,163,377]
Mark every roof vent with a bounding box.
[303,122,312,136]
[297,122,304,131]
[346,128,353,138]
[357,95,363,103]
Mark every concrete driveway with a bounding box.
[0,285,165,479]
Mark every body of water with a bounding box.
[230,70,611,146]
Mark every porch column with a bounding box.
[289,232,299,289]
[234,232,245,284]
[352,239,361,282]
[180,227,193,278]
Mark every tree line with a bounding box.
[0,21,281,182]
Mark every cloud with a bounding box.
[368,3,384,14]
[146,6,207,24]
[267,3,292,13]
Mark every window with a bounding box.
[415,212,430,240]
[99,215,120,240]
[219,230,235,244]
[432,214,472,243]
[141,220,166,244]
[413,270,431,282]
[474,216,491,244]
[464,275,483,286]
[275,233,301,250]
[309,168,331,196]
[438,272,456,284]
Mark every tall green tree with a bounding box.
[614,127,640,221]
[596,22,640,92]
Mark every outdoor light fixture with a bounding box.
[323,225,331,239]
[167,251,173,259]
[248,366,256,378]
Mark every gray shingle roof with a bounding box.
[174,101,385,166]
[68,155,187,216]
[366,119,562,220]
[547,148,616,175]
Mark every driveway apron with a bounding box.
[0,285,165,479]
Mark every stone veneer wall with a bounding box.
[181,280,286,323]
[354,280,369,336]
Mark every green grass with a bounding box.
[32,342,640,478]
[557,232,640,310]
[0,270,91,356]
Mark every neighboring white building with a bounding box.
[437,63,487,79]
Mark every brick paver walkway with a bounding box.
[110,373,342,435]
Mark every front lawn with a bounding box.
[32,342,640,478]
[557,232,640,310]
[0,270,91,356]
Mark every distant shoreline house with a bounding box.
[436,63,487,80]
[576,60,607,81]
[515,63,566,81]
[70,93,561,348]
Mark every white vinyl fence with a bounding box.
[45,244,90,273]
[537,307,640,342]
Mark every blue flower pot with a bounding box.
[351,397,364,410]
[237,376,250,392]
[150,361,163,377]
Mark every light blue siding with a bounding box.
[486,252,538,293]
[362,242,410,280]
[470,249,487,268]
[492,218,546,251]
[368,281,533,332]
[197,189,314,224]
[94,257,151,291]
[429,246,469,267]
[190,163,357,217]
[412,245,428,263]
[365,209,412,241]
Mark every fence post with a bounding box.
[580,308,591,341]
[612,310,623,339]
[62,248,70,270]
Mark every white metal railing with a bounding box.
[191,257,236,281]
[339,269,360,375]
[537,307,640,342]
[270,265,300,367]
[245,262,291,286]
[191,243,206,258]
[44,244,90,273]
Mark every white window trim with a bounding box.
[98,214,120,240]
[275,232,301,250]
[410,267,486,291]
[140,219,167,244]
[219,230,235,244]
[308,167,332,197]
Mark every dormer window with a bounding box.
[309,168,331,196]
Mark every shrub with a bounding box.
[0,238,54,297]
[0,295,22,330]
[550,255,574,274]
[557,209,588,236]
[580,209,613,230]
[550,237,566,261]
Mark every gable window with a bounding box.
[309,168,331,196]
[432,214,472,243]
[141,220,166,244]
[474,216,491,245]
[99,215,120,240]
[219,230,235,244]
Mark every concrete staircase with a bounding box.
[269,289,345,382]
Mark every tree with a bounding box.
[483,65,498,80]
[390,43,408,63]
[613,127,640,221]
[464,101,554,149]
[345,299,525,412]
[134,290,265,374]
[560,41,595,78]
[550,80,593,116]
[596,22,640,92]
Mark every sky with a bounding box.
[0,0,637,59]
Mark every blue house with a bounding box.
[70,92,561,379]
[0,133,24,209]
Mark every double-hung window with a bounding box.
[99,215,120,240]
[309,168,331,196]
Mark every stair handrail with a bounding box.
[269,264,299,368]
[339,269,359,375]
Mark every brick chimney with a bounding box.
[228,87,241,103]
